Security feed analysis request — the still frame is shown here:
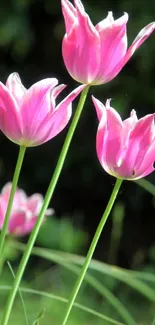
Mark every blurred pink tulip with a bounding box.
[62,0,155,85]
[0,183,53,236]
[0,73,85,146]
[93,96,155,180]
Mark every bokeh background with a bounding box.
[0,0,155,324]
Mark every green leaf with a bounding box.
[32,308,45,325]
[0,285,125,325]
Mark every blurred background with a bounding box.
[0,0,155,324]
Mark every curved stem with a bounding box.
[135,178,155,196]
[0,146,26,257]
[61,178,123,325]
[1,85,90,325]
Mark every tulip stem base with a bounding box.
[0,146,26,258]
[61,178,123,325]
[1,85,90,325]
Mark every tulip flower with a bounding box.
[0,73,85,146]
[0,183,53,236]
[93,96,155,180]
[61,0,155,85]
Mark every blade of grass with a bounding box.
[13,242,155,303]
[7,261,29,325]
[32,308,45,325]
[36,252,135,325]
[12,242,135,325]
[0,285,125,325]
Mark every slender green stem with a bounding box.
[0,146,26,258]
[135,178,155,196]
[1,86,90,325]
[61,178,123,325]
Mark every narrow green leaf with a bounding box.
[12,241,135,325]
[29,245,155,302]
[0,285,125,325]
[7,261,29,325]
[32,308,45,325]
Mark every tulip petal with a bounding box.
[0,182,52,235]
[51,84,67,110]
[29,84,85,145]
[125,22,155,64]
[62,0,100,84]
[8,212,26,235]
[114,114,155,179]
[105,22,155,84]
[92,95,106,121]
[6,73,27,105]
[133,139,155,179]
[61,0,77,34]
[95,12,128,84]
[0,82,23,142]
[20,78,58,144]
[27,194,43,215]
[94,97,123,172]
[1,183,26,206]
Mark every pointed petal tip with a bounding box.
[73,84,86,93]
[130,109,137,117]
[6,72,22,85]
[92,96,106,121]
[107,11,128,24]
[92,95,102,107]
[105,98,112,109]
[74,0,84,12]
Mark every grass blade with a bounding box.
[0,285,125,325]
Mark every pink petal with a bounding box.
[95,12,128,84]
[51,84,67,110]
[105,21,155,83]
[115,114,155,179]
[1,183,27,208]
[134,165,155,180]
[134,138,155,178]
[130,114,155,149]
[32,85,85,145]
[95,11,115,32]
[8,211,26,235]
[1,183,12,198]
[6,73,27,105]
[124,22,155,64]
[21,217,37,235]
[123,109,138,130]
[61,0,77,34]
[121,109,138,148]
[0,82,23,142]
[92,96,107,121]
[62,1,100,84]
[94,98,123,171]
[27,194,43,215]
[20,78,58,144]
[56,84,86,111]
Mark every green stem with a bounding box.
[135,178,155,196]
[1,85,90,325]
[61,178,123,325]
[0,146,26,258]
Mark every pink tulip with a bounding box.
[0,73,85,146]
[93,96,155,180]
[0,183,53,236]
[62,0,155,85]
